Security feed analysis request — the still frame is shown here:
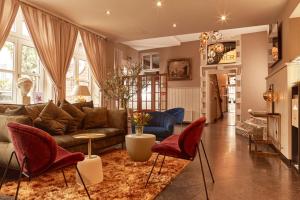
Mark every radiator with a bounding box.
[168,87,201,122]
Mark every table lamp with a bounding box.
[72,85,91,102]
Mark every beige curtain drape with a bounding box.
[0,0,19,48]
[21,4,78,102]
[80,29,107,106]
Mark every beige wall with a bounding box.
[241,31,268,121]
[140,41,200,88]
[270,0,300,74]
[106,41,139,73]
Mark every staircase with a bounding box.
[236,117,267,138]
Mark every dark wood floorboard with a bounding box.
[156,114,300,200]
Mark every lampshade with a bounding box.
[72,85,91,97]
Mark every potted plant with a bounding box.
[132,112,151,136]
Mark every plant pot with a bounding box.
[135,126,144,136]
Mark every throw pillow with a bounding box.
[60,100,86,129]
[33,101,75,135]
[82,107,108,129]
[25,103,47,120]
[73,101,94,111]
[4,106,28,115]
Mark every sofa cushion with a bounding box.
[82,107,108,129]
[0,104,21,114]
[4,105,28,115]
[33,101,75,135]
[72,101,94,111]
[55,127,124,148]
[60,100,85,129]
[0,115,32,142]
[25,103,47,120]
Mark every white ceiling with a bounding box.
[24,0,287,41]
[123,25,269,51]
[290,2,300,18]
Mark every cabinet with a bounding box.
[291,83,300,172]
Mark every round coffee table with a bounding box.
[125,134,156,162]
[73,133,105,159]
[73,133,105,185]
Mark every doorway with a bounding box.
[205,69,238,126]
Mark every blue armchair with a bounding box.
[132,111,176,141]
[165,108,185,124]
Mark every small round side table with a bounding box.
[125,134,156,162]
[73,133,105,186]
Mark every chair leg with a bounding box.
[145,153,159,188]
[61,169,68,187]
[0,151,15,190]
[75,166,91,200]
[15,157,26,200]
[201,140,215,183]
[158,155,166,175]
[197,146,209,200]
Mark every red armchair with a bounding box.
[145,117,214,200]
[0,122,90,200]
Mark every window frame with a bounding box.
[141,52,160,73]
[0,9,45,104]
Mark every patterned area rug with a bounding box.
[0,150,189,200]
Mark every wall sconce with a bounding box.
[263,84,275,114]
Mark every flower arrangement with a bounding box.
[132,112,151,126]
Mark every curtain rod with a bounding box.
[19,0,107,40]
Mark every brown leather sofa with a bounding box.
[0,103,127,169]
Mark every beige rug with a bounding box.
[0,149,189,200]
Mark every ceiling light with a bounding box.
[105,10,111,15]
[172,23,177,28]
[219,14,227,22]
[156,0,162,7]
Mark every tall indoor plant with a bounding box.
[102,63,145,110]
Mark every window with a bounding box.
[141,53,160,72]
[0,42,15,102]
[0,9,45,103]
[66,36,100,105]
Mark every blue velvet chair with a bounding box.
[165,108,185,124]
[132,111,176,141]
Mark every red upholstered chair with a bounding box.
[145,117,214,200]
[0,122,90,200]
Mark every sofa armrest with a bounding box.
[107,110,128,135]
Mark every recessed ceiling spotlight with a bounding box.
[219,14,228,22]
[172,23,177,28]
[105,10,111,15]
[156,0,162,7]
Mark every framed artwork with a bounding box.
[268,22,282,68]
[167,58,192,81]
[207,41,237,65]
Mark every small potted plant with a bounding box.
[132,112,151,136]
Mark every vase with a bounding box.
[135,125,144,136]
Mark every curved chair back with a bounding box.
[7,122,57,176]
[165,108,185,124]
[178,117,206,159]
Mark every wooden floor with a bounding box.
[156,113,300,200]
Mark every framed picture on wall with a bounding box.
[167,58,192,81]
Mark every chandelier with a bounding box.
[199,31,223,52]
